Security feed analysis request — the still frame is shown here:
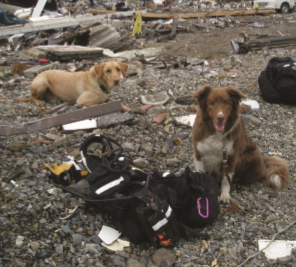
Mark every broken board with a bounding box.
[142,9,276,19]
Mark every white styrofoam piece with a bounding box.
[32,0,47,18]
[258,240,296,260]
[62,119,97,131]
[174,114,196,127]
[241,100,260,109]
[98,225,121,245]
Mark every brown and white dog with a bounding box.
[16,61,131,111]
[192,86,290,203]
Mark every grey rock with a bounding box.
[113,255,126,267]
[72,234,83,246]
[61,225,72,234]
[127,258,145,267]
[166,158,180,166]
[133,158,150,169]
[122,142,135,152]
[55,243,63,255]
[152,248,176,267]
[242,115,262,126]
[139,144,154,157]
[264,214,280,223]
[53,137,69,147]
[278,254,292,264]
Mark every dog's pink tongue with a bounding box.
[215,122,225,132]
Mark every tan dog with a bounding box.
[17,61,130,111]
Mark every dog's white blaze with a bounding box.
[217,111,224,116]
[270,174,282,189]
[196,132,233,175]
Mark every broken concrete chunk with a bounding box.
[174,115,196,127]
[104,47,165,60]
[23,63,58,79]
[258,240,296,262]
[141,92,169,105]
[34,45,104,61]
[97,112,134,128]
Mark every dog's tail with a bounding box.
[264,156,290,189]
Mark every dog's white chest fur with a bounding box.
[196,133,233,175]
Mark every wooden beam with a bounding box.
[142,9,276,19]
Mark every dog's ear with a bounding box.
[94,63,105,79]
[193,86,212,109]
[119,62,128,78]
[227,87,245,103]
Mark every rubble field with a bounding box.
[1,7,296,267]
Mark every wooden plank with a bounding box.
[142,9,276,19]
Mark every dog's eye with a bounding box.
[116,68,121,72]
[208,102,214,106]
[106,69,111,73]
[225,101,231,106]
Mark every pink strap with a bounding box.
[197,198,209,218]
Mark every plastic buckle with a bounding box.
[197,197,209,218]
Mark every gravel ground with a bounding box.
[1,13,296,267]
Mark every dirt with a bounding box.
[145,14,296,59]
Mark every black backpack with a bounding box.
[258,57,296,105]
[53,135,220,247]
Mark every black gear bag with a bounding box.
[258,57,296,105]
[54,134,220,247]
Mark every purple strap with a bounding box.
[197,197,209,218]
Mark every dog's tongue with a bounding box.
[215,122,225,132]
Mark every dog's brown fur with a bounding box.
[192,86,290,203]
[16,61,131,111]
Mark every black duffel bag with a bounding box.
[258,57,296,105]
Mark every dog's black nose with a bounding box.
[217,113,224,122]
[114,79,120,85]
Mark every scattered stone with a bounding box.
[152,248,176,267]
[127,258,145,267]
[264,214,280,223]
[166,158,180,166]
[53,137,69,147]
[278,254,292,264]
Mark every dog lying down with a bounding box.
[16,61,131,112]
[192,86,290,203]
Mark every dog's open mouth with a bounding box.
[214,121,225,132]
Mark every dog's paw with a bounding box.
[219,192,231,204]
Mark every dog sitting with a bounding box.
[17,61,131,112]
[192,86,290,203]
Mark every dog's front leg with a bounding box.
[220,173,233,204]
[194,159,205,172]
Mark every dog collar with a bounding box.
[98,81,109,94]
